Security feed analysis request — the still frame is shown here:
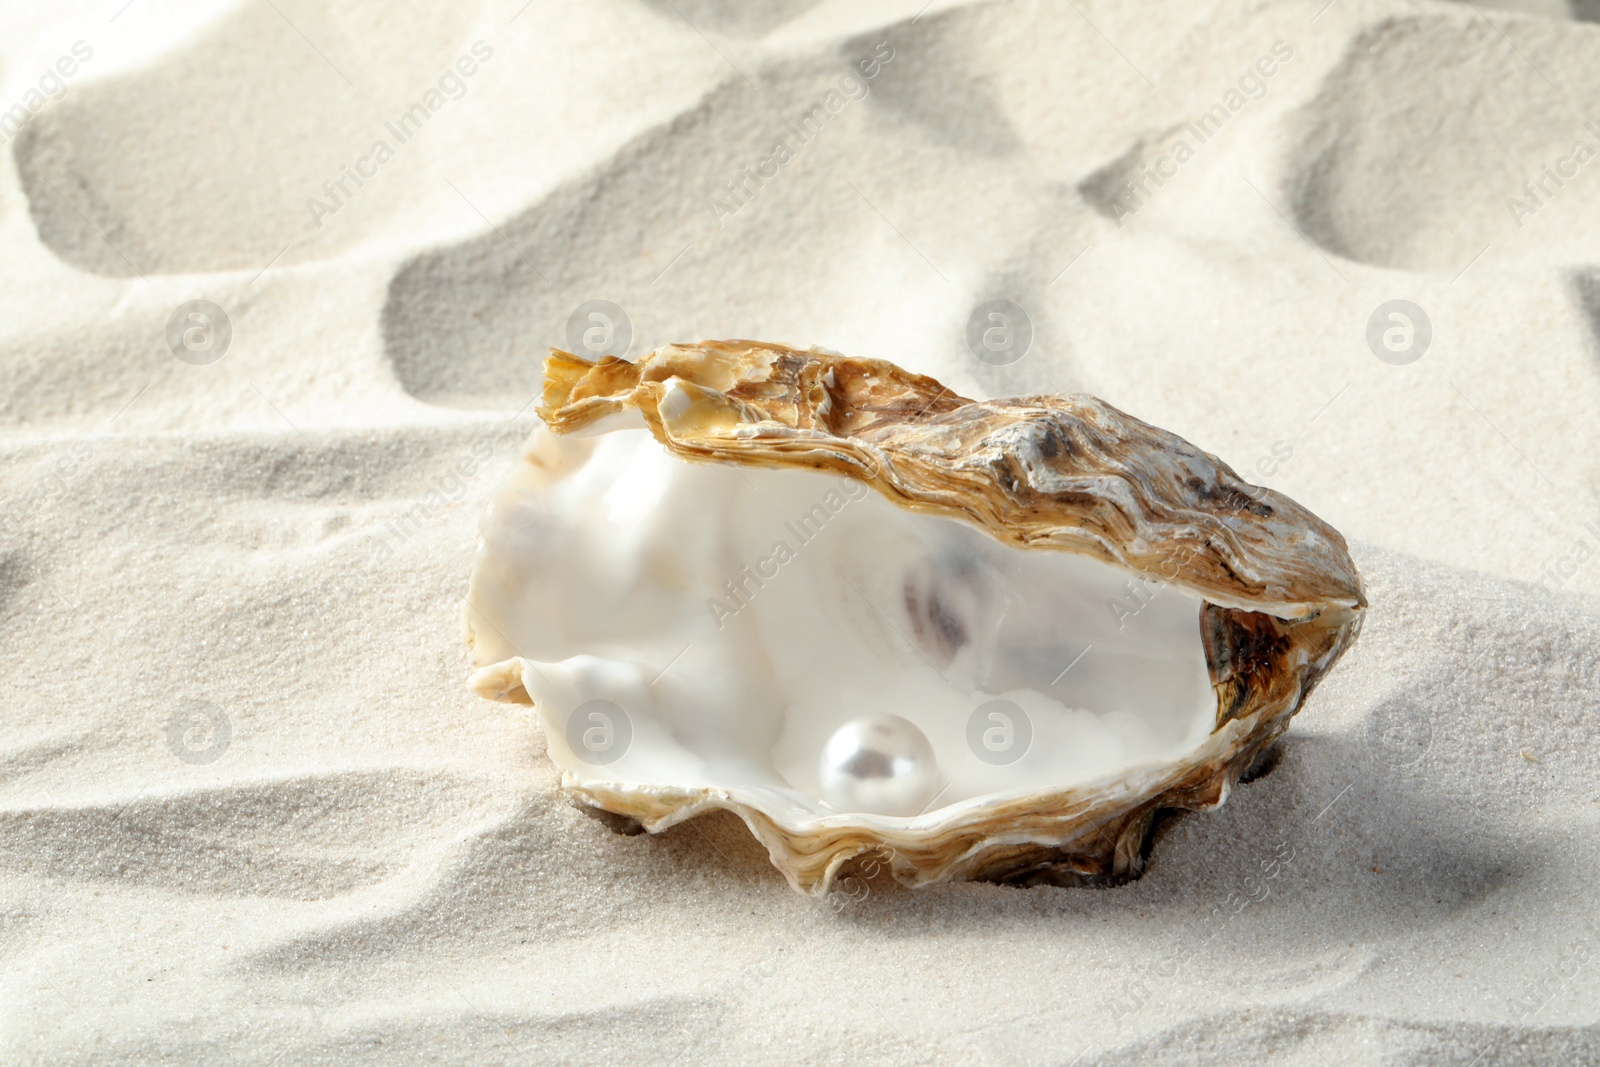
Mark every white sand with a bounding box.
[2,0,1598,1061]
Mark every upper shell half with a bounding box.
[465,340,1365,894]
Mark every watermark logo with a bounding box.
[966,299,1033,366]
[166,300,233,365]
[165,699,232,765]
[1366,300,1430,365]
[565,300,633,361]
[966,698,1032,765]
[565,698,632,766]
[1365,697,1432,768]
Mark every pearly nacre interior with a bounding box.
[470,412,1217,828]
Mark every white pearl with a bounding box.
[819,714,938,817]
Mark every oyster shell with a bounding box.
[465,340,1364,894]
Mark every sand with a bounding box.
[2,0,1598,1062]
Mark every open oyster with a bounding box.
[465,341,1364,894]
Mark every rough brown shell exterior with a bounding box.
[471,340,1365,892]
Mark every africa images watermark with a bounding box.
[1536,518,1600,591]
[1103,40,1295,226]
[1485,927,1596,1023]
[317,415,532,614]
[706,477,872,629]
[1506,118,1600,229]
[705,41,896,229]
[306,40,494,228]
[1105,440,1293,630]
[0,40,94,144]
[1107,837,1299,1021]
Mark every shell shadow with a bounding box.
[650,807,786,884]
[820,727,1527,943]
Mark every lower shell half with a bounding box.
[465,341,1366,895]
